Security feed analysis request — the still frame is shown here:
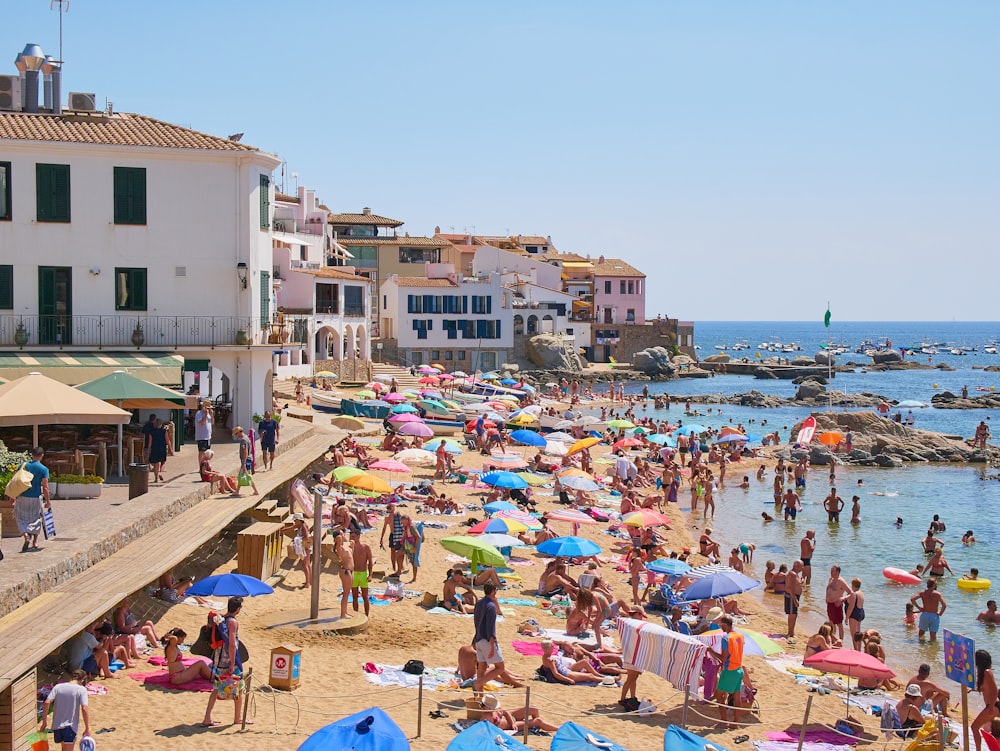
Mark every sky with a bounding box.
[4,2,999,321]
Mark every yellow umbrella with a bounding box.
[516,471,551,487]
[341,473,393,494]
[315,371,337,377]
[556,467,595,480]
[567,436,600,455]
[330,416,366,431]
[509,413,538,425]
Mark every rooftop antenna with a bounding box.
[50,0,69,64]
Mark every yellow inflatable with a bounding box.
[957,577,991,591]
[904,717,953,751]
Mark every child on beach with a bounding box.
[904,603,916,625]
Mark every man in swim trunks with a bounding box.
[782,487,799,520]
[379,503,405,577]
[825,565,851,642]
[257,410,279,471]
[799,531,816,585]
[978,600,1000,625]
[905,663,951,717]
[911,579,946,642]
[443,568,477,614]
[785,561,804,638]
[823,489,844,523]
[709,616,745,728]
[350,528,373,616]
[794,458,807,490]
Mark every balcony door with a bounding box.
[39,266,72,345]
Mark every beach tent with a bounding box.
[664,725,732,751]
[0,371,130,446]
[552,721,631,751]
[297,706,409,751]
[446,720,530,751]
[75,370,195,475]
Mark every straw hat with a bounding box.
[706,606,724,621]
[481,694,499,710]
[905,684,923,697]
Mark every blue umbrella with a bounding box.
[675,424,707,436]
[187,573,274,597]
[424,439,463,454]
[537,536,602,558]
[552,722,631,751]
[663,725,732,751]
[510,429,546,447]
[483,500,520,514]
[298,706,410,751]
[480,471,529,489]
[647,433,676,447]
[500,378,518,386]
[447,721,530,751]
[744,434,762,443]
[391,403,418,413]
[646,558,692,576]
[679,571,759,601]
[521,384,536,392]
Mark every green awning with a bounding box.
[0,352,183,386]
[76,370,196,410]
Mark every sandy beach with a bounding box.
[43,379,923,751]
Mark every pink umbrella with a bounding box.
[369,459,412,473]
[497,509,543,531]
[546,508,599,536]
[418,376,440,385]
[397,422,434,438]
[437,373,454,381]
[383,392,407,403]
[803,649,895,716]
[388,413,424,423]
[364,382,387,392]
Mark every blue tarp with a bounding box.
[446,721,531,751]
[551,721,631,751]
[297,706,409,751]
[664,725,732,751]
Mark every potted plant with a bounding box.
[51,474,105,499]
[131,322,145,347]
[235,329,249,345]
[13,321,29,347]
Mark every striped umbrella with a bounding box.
[546,509,599,535]
[484,454,529,469]
[468,517,529,535]
[497,509,543,532]
[558,475,600,492]
[622,509,671,528]
[686,563,740,579]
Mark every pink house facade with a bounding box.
[592,256,646,325]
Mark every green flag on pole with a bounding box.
[824,306,831,328]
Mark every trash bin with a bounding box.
[128,463,149,499]
[269,644,302,690]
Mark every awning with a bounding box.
[273,231,321,247]
[0,352,184,386]
[572,300,593,309]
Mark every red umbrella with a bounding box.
[465,419,496,432]
[612,437,644,452]
[803,648,895,716]
[418,376,440,385]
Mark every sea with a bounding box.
[623,321,1000,679]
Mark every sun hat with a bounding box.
[707,606,724,621]
[600,675,618,687]
[292,513,304,522]
[905,684,923,698]
[482,694,500,710]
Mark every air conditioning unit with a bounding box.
[68,92,96,111]
[0,75,22,112]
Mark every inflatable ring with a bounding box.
[957,577,991,591]
[883,567,921,585]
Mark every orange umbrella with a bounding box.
[567,436,600,456]
[622,509,671,528]
[556,468,594,480]
[818,431,843,446]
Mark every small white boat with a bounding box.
[985,347,998,355]
[311,392,342,413]
[950,349,964,356]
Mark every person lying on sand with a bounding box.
[539,639,605,684]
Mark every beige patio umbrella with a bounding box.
[0,371,131,446]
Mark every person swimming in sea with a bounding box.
[963,530,977,545]
[761,512,775,523]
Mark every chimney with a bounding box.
[42,56,53,109]
[598,255,605,263]
[42,56,61,114]
[362,207,371,215]
[19,43,45,114]
[434,225,441,234]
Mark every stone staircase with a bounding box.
[369,363,424,390]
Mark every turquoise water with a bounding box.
[611,322,1000,677]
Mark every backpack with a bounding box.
[402,659,424,675]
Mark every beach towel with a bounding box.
[498,598,539,607]
[39,683,108,698]
[765,731,858,746]
[177,596,226,610]
[537,628,615,648]
[128,661,215,693]
[427,607,505,622]
[617,617,705,693]
[512,641,545,656]
[363,664,499,692]
[753,743,855,751]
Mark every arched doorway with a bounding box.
[541,314,554,334]
[314,325,341,361]
[514,315,524,335]
[356,323,369,360]
[527,315,538,335]
[343,325,356,359]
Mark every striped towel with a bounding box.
[617,617,706,692]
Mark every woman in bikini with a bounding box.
[805,624,834,657]
[843,578,866,649]
[972,649,1000,751]
[199,450,237,494]
[334,532,354,619]
[113,596,160,649]
[539,640,605,684]
[161,629,213,686]
[565,589,598,639]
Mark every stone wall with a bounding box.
[593,320,679,363]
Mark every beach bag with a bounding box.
[385,580,404,599]
[213,670,244,700]
[237,470,253,487]
[4,463,33,499]
[402,659,425,675]
[42,510,56,539]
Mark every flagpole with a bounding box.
[825,302,833,413]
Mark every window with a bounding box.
[260,270,270,321]
[471,296,492,314]
[36,163,70,223]
[457,350,466,361]
[620,281,626,294]
[443,320,458,340]
[0,162,10,221]
[115,268,147,310]
[626,308,636,322]
[444,351,453,360]
[347,246,377,269]
[344,286,364,316]
[113,167,146,225]
[412,319,432,340]
[407,295,421,314]
[399,247,439,264]
[627,280,634,295]
[0,265,12,309]
[604,281,611,294]
[476,320,500,339]
[432,351,440,360]
[382,295,387,311]
[259,175,270,229]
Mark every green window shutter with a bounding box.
[36,163,70,223]
[260,270,270,321]
[259,175,270,229]
[0,162,10,221]
[114,167,147,225]
[0,265,12,309]
[131,269,148,310]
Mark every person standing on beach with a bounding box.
[195,400,214,466]
[350,527,373,616]
[334,531,353,619]
[911,578,947,641]
[40,669,91,750]
[379,503,405,577]
[257,411,279,471]
[472,583,505,692]
[799,531,816,585]
[785,561,803,639]
[11,446,51,553]
[709,616,746,728]
[825,566,851,642]
[202,597,246,727]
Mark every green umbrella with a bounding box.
[325,465,365,483]
[607,419,635,429]
[440,536,506,573]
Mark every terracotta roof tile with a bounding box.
[328,212,404,227]
[297,268,372,283]
[275,192,299,203]
[339,236,445,247]
[592,257,645,278]
[0,111,260,151]
[390,277,457,288]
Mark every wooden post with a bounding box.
[416,676,423,738]
[522,686,531,747]
[310,490,323,620]
[937,714,946,751]
[962,685,970,751]
[681,686,690,728]
[797,695,813,751]
[240,668,254,731]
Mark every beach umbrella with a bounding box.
[686,563,740,579]
[437,373,454,381]
[500,378,518,386]
[383,393,408,404]
[607,419,635,429]
[446,721,531,751]
[545,382,559,387]
[497,509,544,531]
[372,373,395,383]
[484,454,529,470]
[679,571,759,601]
[440,536,506,572]
[424,438,464,454]
[389,412,424,423]
[298,706,410,751]
[663,725,732,751]
[483,500,520,514]
[515,472,550,487]
[556,468,595,480]
[804,649,895,717]
[559,475,600,492]
[510,429,546,447]
[325,465,366,483]
[509,413,538,425]
[818,431,843,447]
[431,363,446,371]
[468,517,529,535]
[393,449,436,465]
[714,433,748,445]
[187,573,274,597]
[330,416,367,431]
[451,370,469,378]
[551,722,631,751]
[342,473,394,495]
[521,384,537,392]
[465,419,496,432]
[675,424,707,436]
[567,436,600,456]
[612,437,643,452]
[355,389,377,399]
[390,403,418,413]
[696,627,784,657]
[368,459,412,474]
[544,440,568,457]
[397,422,434,438]
[477,533,527,550]
[897,399,928,408]
[363,382,387,392]
[418,376,440,385]
[545,509,599,535]
[401,390,421,398]
[537,536,602,558]
[631,426,649,435]
[314,371,337,378]
[480,471,529,489]
[647,434,677,447]
[546,431,575,443]
[480,373,500,380]
[622,509,671,528]
[646,558,691,576]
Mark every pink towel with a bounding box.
[512,641,545,656]
[766,731,857,746]
[129,657,214,692]
[148,656,203,668]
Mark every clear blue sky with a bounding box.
[5,2,998,320]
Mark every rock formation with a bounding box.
[525,334,583,372]
[632,347,677,377]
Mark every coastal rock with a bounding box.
[791,356,816,367]
[871,350,903,364]
[753,368,778,380]
[704,354,731,364]
[792,375,827,385]
[671,355,696,366]
[795,381,826,401]
[808,447,834,465]
[632,347,676,376]
[814,351,835,366]
[931,392,1000,409]
[501,363,519,374]
[525,334,583,372]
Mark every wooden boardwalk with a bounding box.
[0,429,333,694]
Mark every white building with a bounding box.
[379,266,512,372]
[0,101,283,429]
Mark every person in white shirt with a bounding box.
[40,670,91,750]
[195,400,214,465]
